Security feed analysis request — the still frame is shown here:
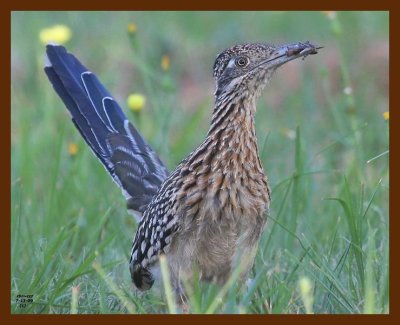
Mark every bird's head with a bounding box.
[213,42,321,101]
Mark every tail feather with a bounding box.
[44,44,169,214]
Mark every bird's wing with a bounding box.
[44,45,169,215]
[128,173,180,290]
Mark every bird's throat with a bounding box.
[206,97,264,177]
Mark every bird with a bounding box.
[44,41,320,304]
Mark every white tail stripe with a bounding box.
[81,71,114,133]
[102,97,118,132]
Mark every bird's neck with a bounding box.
[208,95,257,140]
[205,95,263,173]
[177,94,270,224]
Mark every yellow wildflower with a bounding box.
[39,25,72,45]
[127,93,146,112]
[298,276,314,314]
[161,54,170,71]
[383,111,389,120]
[127,23,137,34]
[321,11,341,36]
[281,127,296,140]
[321,11,337,20]
[68,142,78,156]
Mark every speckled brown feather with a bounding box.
[129,42,320,297]
[169,96,270,286]
[44,41,320,303]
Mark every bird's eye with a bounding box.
[235,56,249,68]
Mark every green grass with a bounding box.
[11,11,389,314]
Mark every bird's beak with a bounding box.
[262,41,322,69]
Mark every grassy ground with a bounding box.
[11,11,389,314]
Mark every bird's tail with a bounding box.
[44,45,169,216]
[130,263,155,291]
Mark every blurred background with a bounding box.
[11,11,389,314]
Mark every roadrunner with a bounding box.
[45,41,320,300]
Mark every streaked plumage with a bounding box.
[44,41,320,301]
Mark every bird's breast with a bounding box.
[166,110,271,284]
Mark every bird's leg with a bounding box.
[175,283,190,314]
